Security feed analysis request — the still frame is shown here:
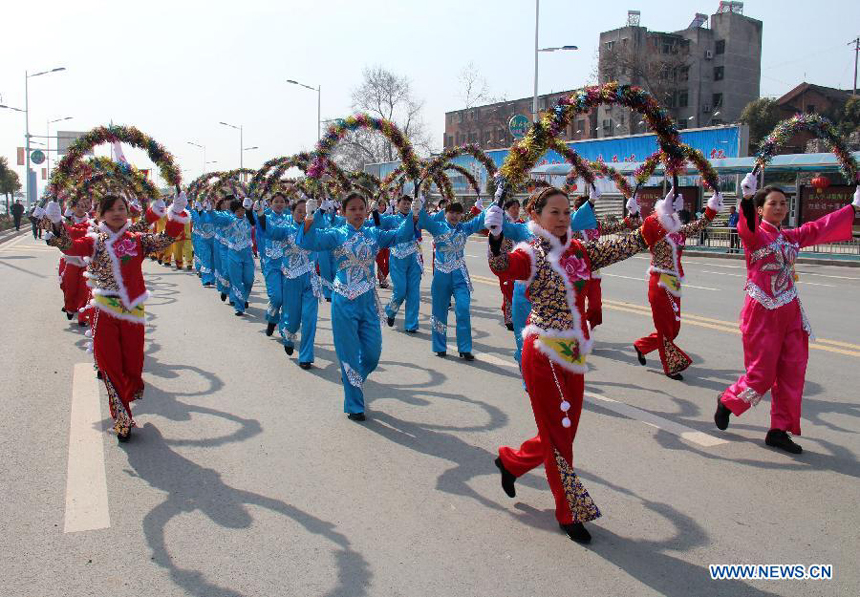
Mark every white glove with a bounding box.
[306,198,318,215]
[707,192,725,212]
[590,186,602,201]
[672,191,684,212]
[626,194,640,216]
[153,198,166,213]
[852,186,860,209]
[369,200,378,213]
[475,197,484,210]
[741,172,757,199]
[485,204,503,236]
[242,197,252,210]
[384,202,393,215]
[46,201,63,224]
[171,191,188,213]
[203,200,213,211]
[262,200,269,209]
[64,207,73,218]
[411,195,425,216]
[252,200,261,211]
[33,206,46,219]
[192,201,200,211]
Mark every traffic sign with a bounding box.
[509,114,530,139]
[30,149,46,165]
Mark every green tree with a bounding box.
[740,98,782,152]
[837,96,860,137]
[0,157,22,215]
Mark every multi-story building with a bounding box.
[443,90,599,150]
[597,2,762,137]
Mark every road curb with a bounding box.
[0,228,29,245]
[684,249,860,268]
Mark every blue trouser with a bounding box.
[215,242,231,295]
[317,252,335,300]
[512,281,532,366]
[331,291,382,414]
[228,249,255,313]
[430,269,472,354]
[281,272,319,363]
[263,265,284,324]
[197,237,215,286]
[384,254,422,331]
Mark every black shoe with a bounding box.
[220,293,227,302]
[386,315,395,328]
[559,522,591,544]
[347,412,366,422]
[284,345,294,356]
[506,322,514,331]
[61,307,66,313]
[325,297,332,303]
[96,370,103,380]
[405,329,418,334]
[203,282,213,287]
[234,311,244,317]
[714,395,731,430]
[667,373,683,381]
[436,351,446,358]
[157,259,162,265]
[765,429,802,454]
[494,457,516,498]
[117,428,132,443]
[78,320,87,327]
[66,311,74,321]
[229,301,235,306]
[245,301,249,309]
[266,322,277,336]
[459,352,475,361]
[299,362,312,370]
[635,346,646,366]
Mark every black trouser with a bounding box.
[13,215,22,231]
[729,228,739,253]
[29,218,42,239]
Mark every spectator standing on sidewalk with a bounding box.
[11,200,25,231]
[727,205,740,253]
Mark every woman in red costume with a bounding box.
[57,197,94,326]
[485,186,679,543]
[714,175,860,453]
[43,192,189,442]
[633,190,722,380]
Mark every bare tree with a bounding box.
[331,66,435,171]
[458,62,492,109]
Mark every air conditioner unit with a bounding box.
[705,50,713,59]
[702,104,711,113]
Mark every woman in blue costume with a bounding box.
[209,197,256,316]
[378,195,423,333]
[257,197,320,369]
[298,192,423,421]
[252,193,291,336]
[190,200,216,287]
[417,202,487,360]
[209,197,232,301]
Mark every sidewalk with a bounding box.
[0,228,30,245]
[685,245,860,267]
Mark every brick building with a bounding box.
[775,83,854,153]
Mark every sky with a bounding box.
[2,0,858,196]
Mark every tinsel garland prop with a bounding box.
[420,143,498,195]
[585,159,634,199]
[443,163,481,197]
[754,113,858,184]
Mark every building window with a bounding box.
[806,105,816,114]
[678,91,689,108]
[605,40,615,51]
[677,120,688,130]
[679,66,690,82]
[714,66,724,81]
[712,93,723,108]
[458,113,464,123]
[667,92,677,108]
[715,39,726,55]
[576,119,586,135]
[469,131,478,143]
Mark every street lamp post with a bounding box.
[286,79,321,141]
[219,121,243,169]
[532,0,577,123]
[24,67,66,205]
[47,116,72,178]
[187,141,206,175]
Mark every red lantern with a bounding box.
[810,175,830,194]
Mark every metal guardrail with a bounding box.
[684,227,860,256]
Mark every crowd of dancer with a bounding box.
[32,107,859,546]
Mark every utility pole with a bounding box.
[850,37,859,95]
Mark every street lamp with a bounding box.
[47,116,72,176]
[286,79,321,141]
[187,141,206,174]
[533,0,577,123]
[24,67,66,205]
[219,121,244,169]
[0,105,25,113]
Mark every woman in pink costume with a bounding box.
[714,174,860,453]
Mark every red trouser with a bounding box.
[61,263,90,324]
[585,277,603,329]
[634,273,691,376]
[92,309,145,433]
[499,279,514,325]
[499,336,585,525]
[376,248,390,281]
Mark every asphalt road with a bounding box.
[1,231,858,597]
